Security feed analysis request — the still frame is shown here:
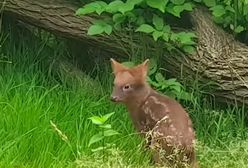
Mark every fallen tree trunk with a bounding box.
[165,8,248,105]
[1,0,248,105]
[1,0,138,56]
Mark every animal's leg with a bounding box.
[152,150,162,166]
[188,150,199,168]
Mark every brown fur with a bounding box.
[110,58,199,168]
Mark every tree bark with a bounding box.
[1,0,139,56]
[1,0,248,105]
[167,8,248,105]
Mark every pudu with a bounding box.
[110,58,199,168]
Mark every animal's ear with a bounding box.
[110,58,127,74]
[139,59,149,77]
[142,59,149,76]
[133,59,149,78]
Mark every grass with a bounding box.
[0,24,248,168]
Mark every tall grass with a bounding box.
[0,24,248,168]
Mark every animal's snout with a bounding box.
[110,87,123,102]
[110,96,119,102]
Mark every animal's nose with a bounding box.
[110,96,118,102]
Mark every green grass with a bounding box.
[0,25,248,168]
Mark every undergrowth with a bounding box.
[0,24,248,168]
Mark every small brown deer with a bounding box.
[110,58,199,168]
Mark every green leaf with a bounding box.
[224,16,232,25]
[76,1,107,15]
[112,14,124,30]
[171,85,181,93]
[88,116,105,125]
[165,78,178,86]
[76,7,95,16]
[176,32,196,45]
[170,33,178,42]
[118,0,143,14]
[87,22,112,36]
[135,24,155,33]
[95,1,108,15]
[106,0,124,13]
[88,133,104,147]
[162,33,169,42]
[125,12,137,22]
[234,25,245,33]
[193,0,201,2]
[213,16,224,24]
[101,112,115,123]
[127,0,143,5]
[183,45,196,54]
[166,3,175,16]
[113,13,125,23]
[146,0,169,13]
[152,14,164,30]
[170,0,185,5]
[173,5,185,17]
[119,3,135,14]
[152,31,164,41]
[167,3,193,17]
[104,24,113,35]
[114,23,122,30]
[136,16,145,25]
[155,73,165,84]
[203,0,216,7]
[99,124,112,129]
[104,129,120,137]
[210,5,226,17]
[163,25,171,33]
[87,24,104,36]
[225,5,235,13]
[162,26,171,42]
[183,2,193,11]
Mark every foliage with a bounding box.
[147,59,191,101]
[76,0,197,54]
[200,0,248,34]
[76,0,248,55]
[88,112,119,155]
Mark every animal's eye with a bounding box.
[123,84,131,90]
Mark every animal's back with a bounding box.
[141,90,197,167]
[141,90,193,132]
